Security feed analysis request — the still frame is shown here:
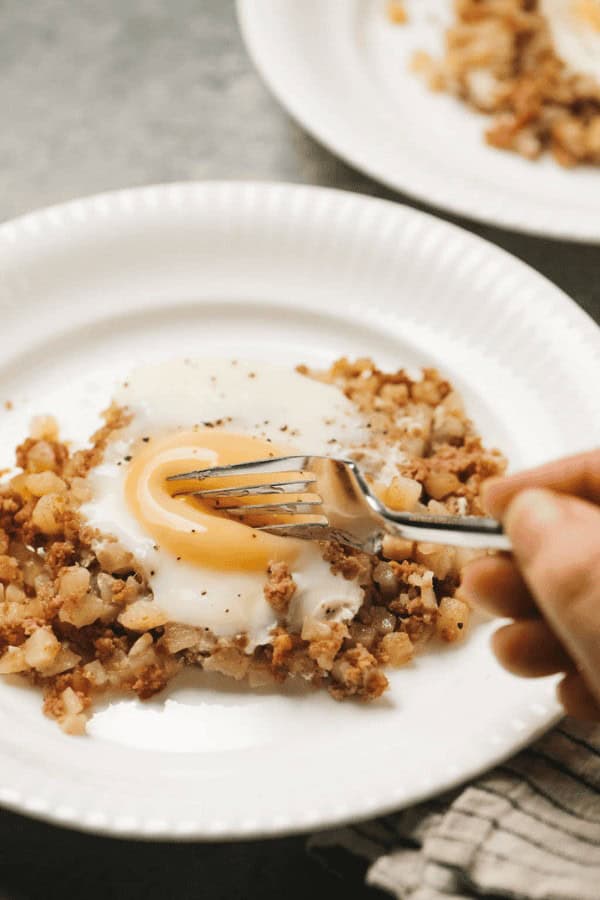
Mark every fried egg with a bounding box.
[542,0,600,81]
[81,359,371,649]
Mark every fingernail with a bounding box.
[504,488,562,562]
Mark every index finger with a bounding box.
[483,448,600,519]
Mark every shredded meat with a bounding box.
[264,561,296,616]
[322,542,373,584]
[416,0,600,167]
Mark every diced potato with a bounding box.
[300,617,331,642]
[437,596,470,642]
[118,599,168,631]
[60,713,87,736]
[247,663,278,688]
[61,686,84,715]
[25,472,66,497]
[128,633,153,658]
[382,535,414,561]
[25,441,57,473]
[369,606,396,635]
[414,542,456,580]
[349,621,376,650]
[22,556,44,588]
[162,622,202,654]
[32,493,64,535]
[384,476,422,511]
[69,477,92,504]
[373,561,399,598]
[82,660,107,687]
[58,566,90,601]
[0,645,28,674]
[380,632,414,667]
[5,583,25,604]
[59,689,88,735]
[95,541,135,575]
[59,591,106,628]
[39,647,81,677]
[203,647,250,680]
[424,470,461,500]
[23,627,60,670]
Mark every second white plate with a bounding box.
[238,0,600,242]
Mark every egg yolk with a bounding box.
[574,0,600,30]
[124,429,306,572]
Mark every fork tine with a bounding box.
[221,500,323,516]
[166,456,310,482]
[256,522,330,539]
[172,478,316,499]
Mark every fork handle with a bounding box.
[382,509,512,551]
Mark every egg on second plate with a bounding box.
[542,0,600,82]
[81,359,373,649]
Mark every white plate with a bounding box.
[237,0,600,242]
[0,182,598,840]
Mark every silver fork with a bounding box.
[168,456,511,553]
[167,455,511,553]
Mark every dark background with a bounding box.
[0,1,597,897]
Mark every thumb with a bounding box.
[504,488,600,702]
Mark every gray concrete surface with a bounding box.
[0,2,597,898]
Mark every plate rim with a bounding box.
[0,179,596,840]
[0,712,565,842]
[236,0,600,244]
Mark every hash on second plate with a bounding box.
[0,358,505,734]
[411,0,600,166]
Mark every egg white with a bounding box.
[81,359,372,649]
[542,0,600,81]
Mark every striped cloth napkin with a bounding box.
[309,719,600,900]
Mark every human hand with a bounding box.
[461,449,600,721]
